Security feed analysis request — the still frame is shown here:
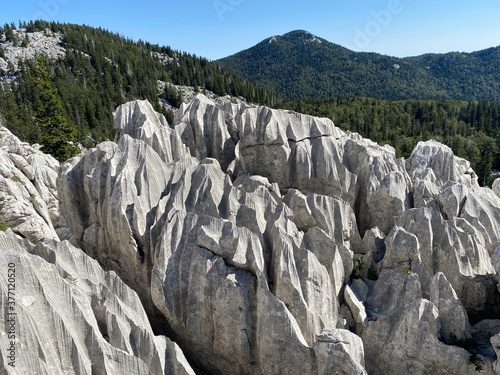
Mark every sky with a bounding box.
[1,0,500,60]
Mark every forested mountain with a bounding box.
[407,48,500,101]
[216,30,500,102]
[0,21,277,158]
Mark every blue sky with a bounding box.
[2,0,500,60]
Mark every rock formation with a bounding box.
[2,95,500,374]
[493,178,500,198]
[0,230,194,375]
[0,29,65,74]
[0,126,62,243]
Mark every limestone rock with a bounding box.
[283,188,316,231]
[301,226,347,298]
[0,125,61,243]
[471,320,500,359]
[460,186,500,254]
[437,182,468,218]
[382,226,420,269]
[493,178,500,198]
[306,193,361,258]
[360,227,385,256]
[53,97,500,375]
[367,171,412,234]
[413,176,441,209]
[394,208,497,312]
[173,94,238,170]
[0,29,65,71]
[344,284,368,327]
[361,269,489,375]
[429,272,471,342]
[406,140,478,188]
[60,104,363,374]
[222,103,359,206]
[114,99,189,163]
[492,246,500,275]
[490,331,500,373]
[343,138,411,234]
[58,135,179,313]
[0,230,194,375]
[314,329,367,375]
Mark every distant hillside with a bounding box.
[216,30,500,102]
[406,47,500,101]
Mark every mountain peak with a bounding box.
[267,30,322,45]
[217,30,500,102]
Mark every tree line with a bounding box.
[281,97,500,186]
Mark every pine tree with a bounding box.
[33,56,79,161]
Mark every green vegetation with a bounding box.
[11,175,20,182]
[350,258,365,281]
[0,221,8,231]
[33,55,79,161]
[0,21,277,159]
[402,266,413,275]
[281,97,499,186]
[217,30,500,103]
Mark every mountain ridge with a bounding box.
[216,30,500,102]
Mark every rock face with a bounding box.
[3,95,500,374]
[59,99,366,374]
[0,125,63,243]
[0,28,66,74]
[0,230,195,375]
[493,178,500,198]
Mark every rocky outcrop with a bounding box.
[493,178,500,198]
[2,94,500,374]
[406,140,477,188]
[360,269,480,375]
[0,29,65,73]
[0,125,63,242]
[59,100,366,374]
[114,100,190,164]
[0,229,195,375]
[57,95,500,375]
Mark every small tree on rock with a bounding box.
[34,55,79,161]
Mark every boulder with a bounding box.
[460,186,500,254]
